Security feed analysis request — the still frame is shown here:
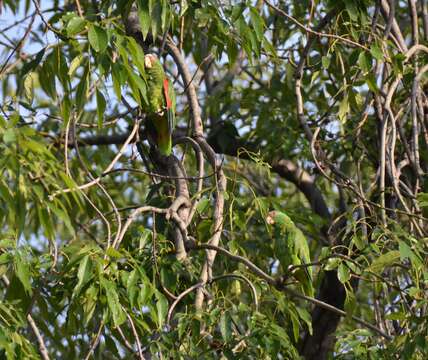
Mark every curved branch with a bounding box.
[164,37,204,136]
[211,274,259,311]
[166,282,205,326]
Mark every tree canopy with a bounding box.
[0,0,427,359]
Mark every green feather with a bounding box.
[146,58,164,114]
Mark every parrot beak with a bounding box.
[144,54,157,68]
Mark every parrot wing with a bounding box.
[267,210,314,296]
[163,78,175,135]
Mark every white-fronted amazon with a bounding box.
[144,53,176,156]
[267,210,314,297]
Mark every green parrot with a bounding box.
[144,53,176,156]
[267,210,314,297]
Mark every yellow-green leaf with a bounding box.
[68,55,83,76]
[67,16,86,36]
[368,251,400,274]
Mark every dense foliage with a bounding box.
[0,0,427,359]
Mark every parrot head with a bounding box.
[144,53,164,79]
[144,53,158,69]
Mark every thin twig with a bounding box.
[50,120,140,198]
[211,274,259,310]
[264,0,368,50]
[84,322,105,360]
[112,206,168,249]
[75,0,83,17]
[125,312,145,360]
[285,288,393,340]
[26,315,51,360]
[0,13,35,75]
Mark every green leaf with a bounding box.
[392,53,406,75]
[324,257,341,271]
[137,0,151,40]
[417,192,428,207]
[196,198,210,214]
[75,64,89,110]
[96,90,106,128]
[5,275,32,313]
[370,44,383,61]
[14,255,32,295]
[321,55,330,69]
[296,306,312,335]
[150,0,162,40]
[226,38,238,65]
[220,311,232,342]
[385,312,406,321]
[319,246,331,260]
[39,58,56,98]
[126,269,139,308]
[111,62,125,99]
[399,241,423,269]
[138,282,153,306]
[249,7,264,41]
[101,278,126,327]
[197,219,212,243]
[88,24,108,53]
[67,16,86,36]
[399,241,413,260]
[358,51,371,73]
[127,37,146,78]
[3,128,16,144]
[338,263,351,284]
[52,46,70,88]
[47,202,75,235]
[73,255,93,298]
[366,73,379,93]
[127,67,148,105]
[345,1,359,21]
[155,292,168,328]
[288,306,300,342]
[338,94,349,122]
[344,289,356,317]
[351,234,366,251]
[138,228,151,250]
[368,250,400,274]
[106,246,122,258]
[408,286,423,299]
[0,253,11,265]
[21,48,45,75]
[83,285,98,325]
[160,0,171,33]
[263,36,277,58]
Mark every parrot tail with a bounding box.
[158,133,172,156]
[147,116,172,156]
